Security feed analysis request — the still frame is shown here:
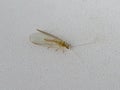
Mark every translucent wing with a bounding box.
[36,29,62,40]
[29,29,62,47]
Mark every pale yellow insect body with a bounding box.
[30,29,71,50]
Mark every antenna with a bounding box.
[72,37,98,48]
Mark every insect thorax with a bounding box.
[61,41,70,49]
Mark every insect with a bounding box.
[30,29,72,52]
[30,29,97,52]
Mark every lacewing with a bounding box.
[30,29,72,51]
[30,29,97,52]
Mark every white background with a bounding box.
[1,0,120,90]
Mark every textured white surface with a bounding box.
[1,0,120,90]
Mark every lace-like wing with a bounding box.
[29,29,63,48]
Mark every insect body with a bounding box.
[30,29,71,50]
